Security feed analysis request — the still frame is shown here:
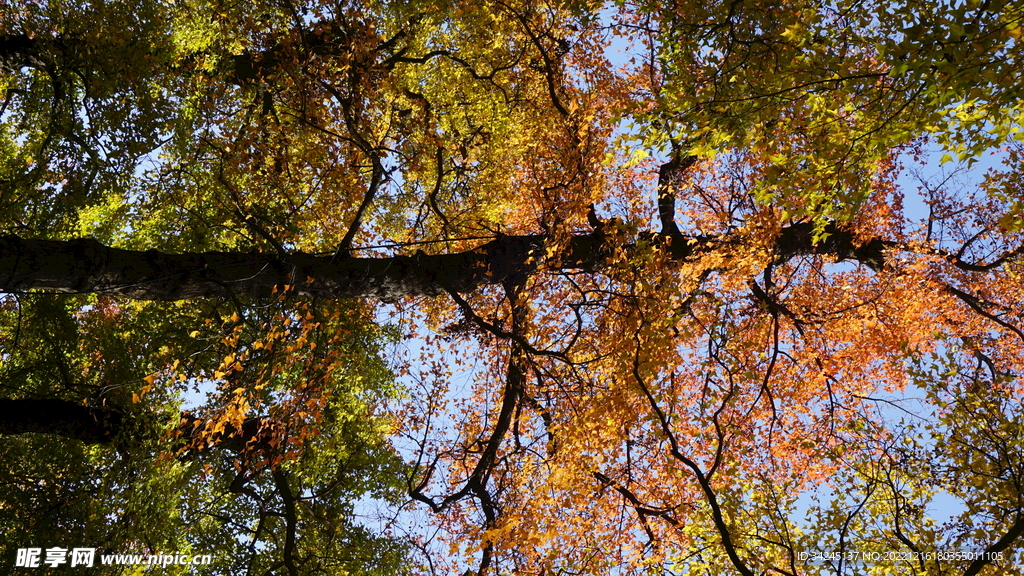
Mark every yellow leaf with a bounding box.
[781,23,801,41]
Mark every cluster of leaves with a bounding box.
[2,0,1024,575]
[2,0,419,571]
[1,0,180,236]
[618,0,1024,225]
[0,288,412,574]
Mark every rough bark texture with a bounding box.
[0,399,122,444]
[0,235,545,300]
[0,227,888,301]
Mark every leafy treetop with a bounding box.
[0,0,1023,575]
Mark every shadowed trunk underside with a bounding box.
[0,399,122,444]
[0,225,887,301]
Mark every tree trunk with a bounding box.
[0,227,887,302]
[0,397,273,453]
[0,399,122,444]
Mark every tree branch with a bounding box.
[0,222,897,302]
[0,398,122,444]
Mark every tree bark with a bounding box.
[0,397,275,453]
[0,227,888,301]
[0,235,544,301]
[0,399,122,444]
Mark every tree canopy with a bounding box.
[1,0,1023,574]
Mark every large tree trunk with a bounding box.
[0,227,887,301]
[0,397,272,453]
[0,236,543,300]
[0,399,122,444]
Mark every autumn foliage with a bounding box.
[2,0,1024,574]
